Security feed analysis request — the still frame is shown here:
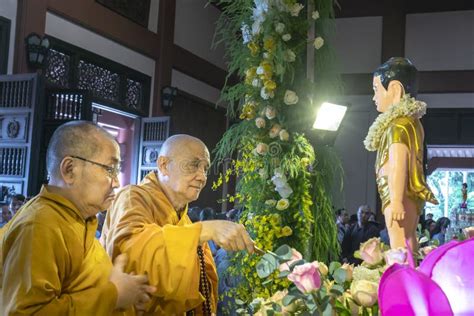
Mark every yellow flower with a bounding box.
[263,37,275,52]
[276,198,289,210]
[270,214,280,225]
[263,79,277,91]
[247,41,259,56]
[281,226,293,236]
[257,61,273,80]
[245,67,257,84]
[239,102,257,120]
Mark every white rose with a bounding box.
[284,90,299,105]
[252,20,262,35]
[279,129,289,141]
[314,36,324,49]
[350,280,378,307]
[269,124,282,138]
[312,11,320,20]
[283,49,296,62]
[252,78,262,88]
[275,22,285,34]
[282,33,291,41]
[262,52,271,59]
[276,198,289,210]
[255,117,266,128]
[289,3,304,16]
[256,143,269,155]
[256,66,264,75]
[265,106,276,120]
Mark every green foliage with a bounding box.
[211,0,343,307]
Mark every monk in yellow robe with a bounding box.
[1,121,154,315]
[101,134,255,315]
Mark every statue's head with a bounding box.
[372,57,418,112]
[374,57,418,97]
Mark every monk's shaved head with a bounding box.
[159,134,207,158]
[46,121,117,180]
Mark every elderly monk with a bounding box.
[1,121,155,315]
[101,134,255,315]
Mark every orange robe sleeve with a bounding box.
[102,185,218,315]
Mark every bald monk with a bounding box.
[101,134,255,315]
[1,121,155,315]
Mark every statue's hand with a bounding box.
[388,201,405,227]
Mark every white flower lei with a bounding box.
[364,95,427,151]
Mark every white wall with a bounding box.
[406,11,474,71]
[45,12,156,115]
[174,0,226,70]
[0,0,17,74]
[333,17,383,74]
[148,0,159,33]
[171,69,221,105]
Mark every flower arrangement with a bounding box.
[212,0,344,308]
[246,238,431,316]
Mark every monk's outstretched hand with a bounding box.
[200,220,255,254]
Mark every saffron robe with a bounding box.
[101,171,218,315]
[1,185,121,315]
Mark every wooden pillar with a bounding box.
[381,0,406,61]
[153,0,176,117]
[13,0,48,74]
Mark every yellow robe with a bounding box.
[101,171,218,315]
[1,185,121,315]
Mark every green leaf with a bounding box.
[274,244,294,260]
[331,284,345,295]
[272,302,282,312]
[282,294,297,306]
[235,299,245,305]
[256,253,278,278]
[329,261,341,275]
[278,270,290,278]
[333,268,347,284]
[288,259,305,270]
[322,303,333,316]
[262,278,273,286]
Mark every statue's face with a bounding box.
[372,76,391,113]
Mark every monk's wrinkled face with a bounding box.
[165,142,210,204]
[372,75,392,113]
[72,135,121,218]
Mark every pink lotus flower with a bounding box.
[360,237,384,266]
[287,261,321,293]
[279,248,302,272]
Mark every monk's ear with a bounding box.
[157,156,170,175]
[387,80,405,99]
[59,156,76,184]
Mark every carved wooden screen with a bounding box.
[137,117,170,183]
[0,73,39,199]
[44,37,151,117]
